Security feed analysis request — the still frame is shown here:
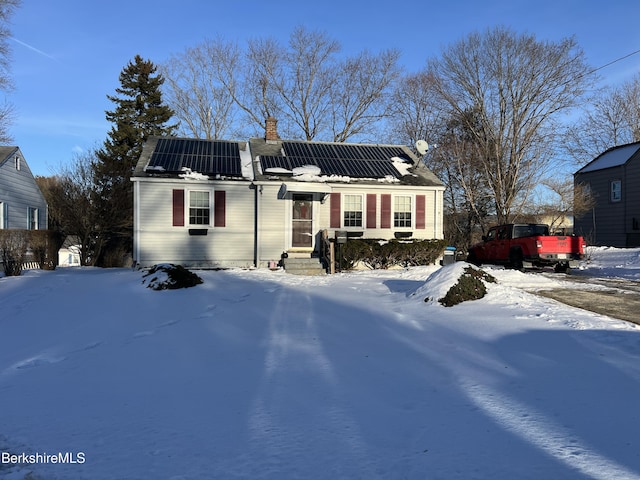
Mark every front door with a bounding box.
[292,194,313,248]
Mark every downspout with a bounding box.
[251,182,258,268]
[132,178,140,267]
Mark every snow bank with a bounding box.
[179,167,209,180]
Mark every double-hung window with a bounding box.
[189,191,210,225]
[394,196,412,228]
[343,194,363,227]
[610,180,622,202]
[28,207,39,230]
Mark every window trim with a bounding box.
[393,195,413,229]
[342,193,364,229]
[187,189,212,227]
[28,207,39,230]
[610,179,622,203]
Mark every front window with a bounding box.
[611,180,621,202]
[189,191,210,225]
[394,196,412,228]
[343,194,363,227]
[28,207,39,230]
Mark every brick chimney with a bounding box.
[265,116,279,142]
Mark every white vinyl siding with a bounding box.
[133,179,254,268]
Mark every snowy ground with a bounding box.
[1,247,640,480]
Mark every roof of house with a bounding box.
[576,141,640,174]
[133,137,251,179]
[133,136,444,188]
[0,146,20,165]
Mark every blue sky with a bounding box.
[8,0,640,176]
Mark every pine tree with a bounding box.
[94,55,176,265]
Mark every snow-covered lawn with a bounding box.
[1,247,640,479]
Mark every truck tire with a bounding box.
[509,249,524,271]
[467,251,481,266]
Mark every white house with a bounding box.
[0,147,47,231]
[57,236,82,267]
[131,119,445,270]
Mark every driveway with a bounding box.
[535,275,640,325]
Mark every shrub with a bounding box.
[438,266,496,307]
[28,230,57,270]
[340,238,447,270]
[142,264,203,290]
[0,230,28,276]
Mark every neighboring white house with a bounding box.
[131,119,445,269]
[0,147,47,231]
[57,236,82,267]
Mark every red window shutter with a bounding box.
[416,195,426,229]
[172,189,184,226]
[380,194,391,228]
[214,190,226,227]
[366,194,377,228]
[330,193,341,228]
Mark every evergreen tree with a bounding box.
[95,55,176,266]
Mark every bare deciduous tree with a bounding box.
[161,40,238,140]
[39,151,104,266]
[390,71,442,147]
[565,73,640,166]
[330,49,401,142]
[428,26,593,224]
[161,26,400,142]
[0,0,21,144]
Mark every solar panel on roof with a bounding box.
[148,138,243,176]
[273,141,414,179]
[260,155,292,171]
[284,142,318,159]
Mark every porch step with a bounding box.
[283,257,326,276]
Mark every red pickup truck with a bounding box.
[467,224,586,272]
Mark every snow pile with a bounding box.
[265,167,292,175]
[1,249,640,479]
[293,165,321,176]
[141,264,203,290]
[178,167,209,181]
[391,156,415,177]
[412,261,496,305]
[582,246,640,280]
[144,165,165,173]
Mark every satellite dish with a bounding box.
[415,140,429,156]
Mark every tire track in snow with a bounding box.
[246,286,379,479]
[464,381,640,480]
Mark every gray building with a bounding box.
[0,147,48,231]
[574,142,640,247]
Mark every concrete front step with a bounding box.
[283,257,326,276]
